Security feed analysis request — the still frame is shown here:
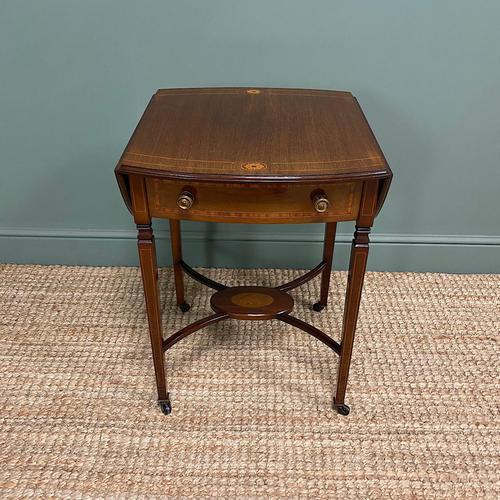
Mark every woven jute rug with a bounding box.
[0,264,498,498]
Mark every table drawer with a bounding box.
[146,178,362,223]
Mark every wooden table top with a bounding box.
[116,87,391,183]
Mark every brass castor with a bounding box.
[312,302,326,312]
[159,399,172,415]
[179,302,191,313]
[333,403,350,416]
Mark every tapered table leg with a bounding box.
[313,222,337,311]
[137,223,171,415]
[169,219,190,312]
[333,225,370,416]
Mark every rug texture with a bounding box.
[0,264,498,498]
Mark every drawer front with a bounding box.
[146,178,362,223]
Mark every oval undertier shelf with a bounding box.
[210,286,294,320]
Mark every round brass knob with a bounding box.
[312,193,329,213]
[177,191,195,210]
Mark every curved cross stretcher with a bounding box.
[156,221,349,416]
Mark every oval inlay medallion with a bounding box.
[231,292,274,308]
[242,162,267,171]
[246,89,261,94]
[210,285,294,319]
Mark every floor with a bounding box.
[0,264,498,498]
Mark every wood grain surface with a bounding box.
[116,87,391,183]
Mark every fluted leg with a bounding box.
[333,226,370,415]
[137,223,171,414]
[313,222,337,311]
[169,219,190,312]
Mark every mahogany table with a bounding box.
[115,87,392,415]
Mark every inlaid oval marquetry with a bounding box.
[246,89,261,94]
[231,292,274,308]
[210,286,294,320]
[242,162,267,171]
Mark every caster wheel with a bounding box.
[312,302,326,312]
[159,399,172,415]
[178,302,191,313]
[334,403,350,416]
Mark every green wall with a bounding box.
[1,1,499,272]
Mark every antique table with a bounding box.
[115,87,392,416]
